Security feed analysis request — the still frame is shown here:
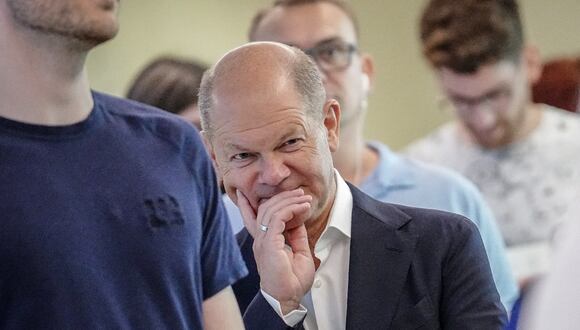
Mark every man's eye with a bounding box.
[281,138,302,151]
[232,153,251,161]
[451,97,470,107]
[485,89,507,101]
[318,47,341,60]
[284,138,299,146]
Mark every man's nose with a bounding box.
[258,155,291,186]
[468,106,497,131]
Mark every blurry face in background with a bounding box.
[179,103,201,130]
[437,58,531,148]
[6,0,120,46]
[252,2,373,129]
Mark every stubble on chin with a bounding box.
[7,0,119,48]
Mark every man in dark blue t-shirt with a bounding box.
[0,1,247,329]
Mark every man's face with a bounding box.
[252,2,373,129]
[207,74,339,228]
[6,0,120,46]
[437,59,530,148]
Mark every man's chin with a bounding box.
[468,126,508,149]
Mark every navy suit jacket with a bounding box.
[234,183,506,329]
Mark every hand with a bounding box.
[237,189,315,315]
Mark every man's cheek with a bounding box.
[284,209,310,230]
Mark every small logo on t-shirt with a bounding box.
[144,195,185,229]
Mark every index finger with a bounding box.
[236,190,258,237]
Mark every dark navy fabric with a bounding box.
[234,183,506,330]
[0,92,247,329]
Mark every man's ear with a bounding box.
[360,53,376,95]
[323,99,341,152]
[523,45,542,85]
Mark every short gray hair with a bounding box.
[198,44,326,140]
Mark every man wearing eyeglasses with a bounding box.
[223,0,518,312]
[407,0,580,285]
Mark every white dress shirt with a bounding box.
[263,170,353,329]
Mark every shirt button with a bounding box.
[314,279,322,288]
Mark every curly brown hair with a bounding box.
[420,0,524,73]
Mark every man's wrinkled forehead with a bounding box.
[218,116,308,153]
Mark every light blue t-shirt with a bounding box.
[224,141,518,312]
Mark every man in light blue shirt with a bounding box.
[225,0,518,312]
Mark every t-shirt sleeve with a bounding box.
[189,133,248,300]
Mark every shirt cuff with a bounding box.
[261,289,307,327]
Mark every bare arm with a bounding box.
[203,286,244,330]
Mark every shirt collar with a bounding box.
[315,169,353,252]
[360,141,416,194]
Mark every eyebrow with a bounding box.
[450,83,510,101]
[285,37,346,50]
[224,142,247,153]
[311,37,347,47]
[277,126,306,144]
[224,125,306,153]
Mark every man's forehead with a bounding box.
[214,111,309,150]
[254,2,357,47]
[212,72,297,111]
[210,81,305,132]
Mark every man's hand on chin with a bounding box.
[236,189,315,314]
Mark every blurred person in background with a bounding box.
[222,0,518,312]
[127,56,208,130]
[520,216,580,329]
[407,0,580,285]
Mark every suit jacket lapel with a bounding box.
[345,184,419,329]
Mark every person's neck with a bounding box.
[332,119,379,186]
[305,173,337,269]
[0,20,93,126]
[513,103,543,142]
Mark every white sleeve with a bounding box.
[261,289,307,327]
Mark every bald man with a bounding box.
[200,42,506,329]
[223,0,518,311]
